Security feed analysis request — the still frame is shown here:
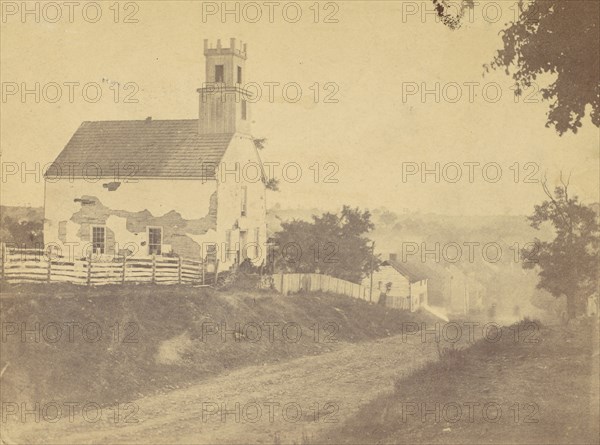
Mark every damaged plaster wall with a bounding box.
[44,178,218,260]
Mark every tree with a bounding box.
[434,0,600,135]
[252,138,267,150]
[0,216,43,245]
[251,137,280,191]
[522,173,599,319]
[264,178,280,191]
[272,206,379,283]
[431,0,475,30]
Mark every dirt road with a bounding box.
[5,334,439,444]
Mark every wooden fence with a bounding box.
[268,273,416,310]
[0,244,216,286]
[0,246,420,312]
[270,273,372,301]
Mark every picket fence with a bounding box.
[268,273,419,310]
[0,244,216,286]
[270,273,373,301]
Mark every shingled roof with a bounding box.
[383,259,428,282]
[47,120,234,179]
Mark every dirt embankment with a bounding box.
[4,331,440,444]
[0,282,435,408]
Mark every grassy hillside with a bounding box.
[0,282,435,407]
[321,318,599,444]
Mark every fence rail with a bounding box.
[0,244,216,286]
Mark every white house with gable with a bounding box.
[362,254,429,312]
[43,38,267,269]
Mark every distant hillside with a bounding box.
[367,209,557,268]
[268,206,554,247]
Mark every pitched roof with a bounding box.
[383,259,428,282]
[47,120,234,179]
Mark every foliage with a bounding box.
[488,0,599,134]
[264,177,280,191]
[431,0,475,30]
[435,0,600,135]
[522,174,599,318]
[434,342,467,372]
[251,137,280,192]
[252,137,267,150]
[272,206,379,283]
[0,215,43,245]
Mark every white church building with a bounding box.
[43,38,267,269]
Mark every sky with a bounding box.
[1,1,598,215]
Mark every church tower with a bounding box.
[198,38,251,135]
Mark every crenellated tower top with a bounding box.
[204,38,247,60]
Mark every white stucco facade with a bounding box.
[43,135,267,269]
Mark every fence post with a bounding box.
[178,256,182,285]
[0,242,5,280]
[201,260,205,285]
[214,259,219,285]
[86,256,91,286]
[151,254,156,284]
[47,255,52,283]
[121,256,127,284]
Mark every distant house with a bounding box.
[364,251,486,317]
[417,262,485,316]
[43,38,267,269]
[362,254,428,312]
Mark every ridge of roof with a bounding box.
[383,259,428,282]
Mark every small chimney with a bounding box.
[389,253,398,262]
